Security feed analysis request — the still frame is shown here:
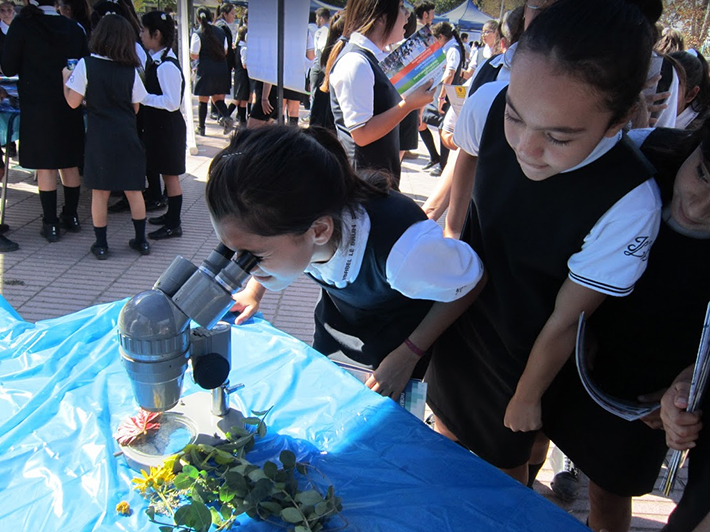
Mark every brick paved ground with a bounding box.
[0,105,686,530]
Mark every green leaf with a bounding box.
[257,422,267,438]
[263,461,278,479]
[209,507,224,526]
[214,449,237,465]
[295,526,310,532]
[251,408,271,416]
[280,507,305,524]
[221,503,234,520]
[225,471,247,492]
[296,463,307,475]
[280,450,296,469]
[314,501,329,516]
[219,485,236,503]
[245,478,271,506]
[183,464,199,479]
[259,500,284,515]
[173,472,195,490]
[145,506,156,520]
[327,485,334,499]
[159,527,173,532]
[247,468,268,482]
[174,502,212,532]
[295,490,323,506]
[228,427,252,439]
[243,416,261,425]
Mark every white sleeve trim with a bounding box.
[141,61,182,111]
[386,220,484,302]
[65,58,87,96]
[330,51,376,130]
[132,70,148,103]
[567,179,662,297]
[453,80,508,157]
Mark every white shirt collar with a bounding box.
[350,32,389,62]
[305,206,371,287]
[562,131,622,174]
[676,105,699,130]
[149,48,176,62]
[90,53,112,61]
[0,20,9,34]
[38,5,59,15]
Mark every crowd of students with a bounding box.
[0,0,708,531]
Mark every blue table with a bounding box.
[0,296,589,531]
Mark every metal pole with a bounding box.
[277,0,285,125]
[499,0,505,20]
[179,0,198,155]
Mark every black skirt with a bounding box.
[233,69,250,101]
[142,106,186,175]
[193,56,230,96]
[399,109,419,151]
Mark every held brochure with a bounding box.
[379,25,445,98]
[333,360,428,421]
[575,312,660,422]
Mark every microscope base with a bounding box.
[120,391,246,472]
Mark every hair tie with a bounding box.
[338,36,349,44]
[221,151,243,159]
[161,13,167,20]
[687,48,699,58]
[29,0,39,5]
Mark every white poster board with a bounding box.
[247,0,310,94]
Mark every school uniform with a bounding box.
[330,32,402,184]
[232,40,250,101]
[65,55,147,191]
[214,19,234,92]
[426,81,661,470]
[543,127,710,497]
[0,20,10,64]
[141,49,186,176]
[307,190,483,371]
[1,6,88,169]
[190,26,230,96]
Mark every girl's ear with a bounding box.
[685,85,701,105]
[311,216,334,245]
[604,108,634,138]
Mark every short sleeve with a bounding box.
[567,179,662,296]
[453,80,507,156]
[65,58,88,96]
[386,219,484,302]
[135,43,147,70]
[330,51,376,130]
[445,46,460,71]
[442,105,457,134]
[132,70,148,103]
[190,33,201,55]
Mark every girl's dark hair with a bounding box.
[91,0,139,39]
[196,7,226,61]
[324,0,401,91]
[60,0,93,38]
[236,25,247,43]
[89,14,139,67]
[218,3,235,18]
[501,7,524,47]
[19,1,62,43]
[670,50,710,114]
[655,27,685,55]
[516,0,659,127]
[403,9,417,39]
[319,11,345,87]
[431,21,466,81]
[640,125,708,202]
[141,11,175,62]
[206,126,387,246]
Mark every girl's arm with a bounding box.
[437,69,455,113]
[229,277,266,325]
[504,279,607,432]
[350,81,435,147]
[62,67,84,108]
[422,147,456,220]
[444,150,477,238]
[365,273,487,399]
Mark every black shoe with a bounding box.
[210,112,220,121]
[402,150,419,160]
[148,214,168,226]
[0,234,19,252]
[40,222,60,242]
[422,159,440,171]
[145,198,167,212]
[108,198,130,213]
[219,116,235,134]
[551,454,580,503]
[59,213,81,233]
[429,165,443,177]
[148,225,182,240]
[90,243,109,260]
[129,238,151,255]
[195,126,206,136]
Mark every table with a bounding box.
[0,296,589,531]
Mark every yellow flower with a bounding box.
[131,467,158,493]
[116,501,131,516]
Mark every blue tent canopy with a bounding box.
[440,0,493,31]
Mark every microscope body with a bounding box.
[118,246,256,414]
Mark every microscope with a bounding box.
[116,244,257,470]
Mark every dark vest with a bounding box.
[311,191,433,367]
[467,54,502,97]
[457,87,655,380]
[331,44,401,184]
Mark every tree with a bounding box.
[660,0,710,52]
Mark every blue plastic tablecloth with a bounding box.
[0,295,589,532]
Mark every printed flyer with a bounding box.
[380,25,445,98]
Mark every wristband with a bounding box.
[404,338,426,358]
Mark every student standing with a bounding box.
[425,2,662,531]
[63,14,149,259]
[326,0,434,187]
[207,126,485,400]
[1,0,88,242]
[139,11,186,241]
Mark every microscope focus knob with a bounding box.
[192,353,231,390]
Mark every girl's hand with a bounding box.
[261,98,273,115]
[364,344,419,400]
[660,380,703,451]
[403,80,435,112]
[62,67,73,83]
[229,279,265,325]
[638,388,666,430]
[504,394,542,432]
